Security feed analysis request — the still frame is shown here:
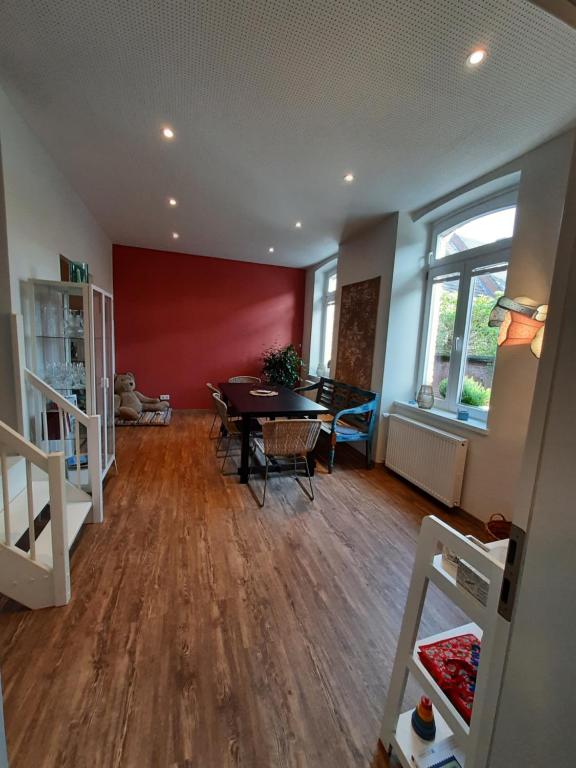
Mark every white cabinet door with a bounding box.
[90,285,115,475]
[104,293,115,471]
[90,286,106,471]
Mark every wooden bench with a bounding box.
[294,377,379,473]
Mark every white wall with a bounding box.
[0,85,112,315]
[315,215,428,464]
[302,131,575,523]
[332,215,399,454]
[333,215,398,390]
[455,132,573,522]
[303,217,400,388]
[0,135,17,428]
[378,214,428,457]
[387,133,575,522]
[488,136,576,768]
[302,217,399,459]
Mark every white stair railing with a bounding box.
[24,369,102,522]
[0,421,70,605]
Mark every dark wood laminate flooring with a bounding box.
[0,412,485,768]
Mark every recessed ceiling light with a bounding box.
[168,197,178,207]
[467,49,486,66]
[344,173,355,183]
[162,126,175,139]
[172,232,179,239]
[268,247,275,253]
[295,221,302,229]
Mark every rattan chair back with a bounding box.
[228,376,261,384]
[262,419,321,457]
[213,392,232,430]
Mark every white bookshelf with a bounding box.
[379,517,510,768]
[391,709,461,768]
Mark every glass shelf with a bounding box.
[36,335,85,341]
[46,436,87,443]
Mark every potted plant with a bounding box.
[261,344,304,388]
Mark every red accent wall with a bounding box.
[113,245,306,409]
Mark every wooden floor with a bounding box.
[0,412,485,768]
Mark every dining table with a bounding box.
[218,382,329,483]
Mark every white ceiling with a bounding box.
[0,0,575,268]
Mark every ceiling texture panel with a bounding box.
[0,0,575,266]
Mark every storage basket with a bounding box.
[485,513,511,541]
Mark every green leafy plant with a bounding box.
[436,292,502,357]
[261,344,303,388]
[438,376,491,407]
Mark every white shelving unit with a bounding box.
[20,279,115,479]
[380,516,510,768]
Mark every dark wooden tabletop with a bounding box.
[218,382,329,418]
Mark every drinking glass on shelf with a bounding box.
[64,309,84,336]
[66,362,74,387]
[41,305,61,337]
[44,361,86,389]
[46,362,62,388]
[45,362,56,387]
[72,363,86,387]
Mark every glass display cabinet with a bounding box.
[21,279,115,478]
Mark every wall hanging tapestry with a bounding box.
[335,276,381,390]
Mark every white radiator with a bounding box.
[385,414,468,507]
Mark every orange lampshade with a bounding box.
[490,296,548,359]
[498,311,545,347]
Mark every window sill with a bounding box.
[393,401,489,436]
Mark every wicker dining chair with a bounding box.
[212,393,243,472]
[249,419,322,506]
[206,382,222,439]
[228,375,261,384]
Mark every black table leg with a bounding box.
[308,451,316,477]
[240,415,251,483]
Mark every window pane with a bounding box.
[327,273,337,293]
[323,302,335,368]
[436,207,516,260]
[459,267,508,410]
[423,275,460,401]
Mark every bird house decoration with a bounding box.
[488,296,547,359]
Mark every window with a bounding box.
[309,258,338,378]
[435,207,516,260]
[420,191,516,421]
[319,268,337,373]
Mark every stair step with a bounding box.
[0,457,27,507]
[0,480,50,546]
[35,501,92,567]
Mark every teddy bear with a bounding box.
[114,372,170,421]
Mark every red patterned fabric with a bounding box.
[417,633,481,724]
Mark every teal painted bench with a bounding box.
[294,377,379,473]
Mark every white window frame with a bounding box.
[319,266,337,373]
[418,189,518,422]
[430,187,518,266]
